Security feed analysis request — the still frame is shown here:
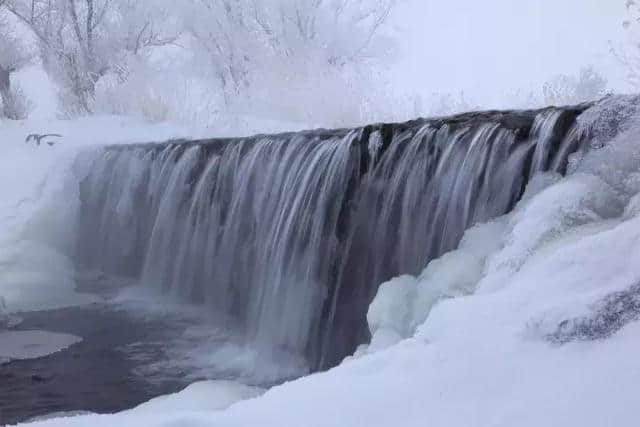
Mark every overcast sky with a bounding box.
[389,0,630,107]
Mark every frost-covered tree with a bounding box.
[2,0,108,112]
[543,66,608,106]
[2,0,178,114]
[610,0,640,87]
[185,0,396,124]
[2,0,397,126]
[187,0,393,92]
[0,3,33,119]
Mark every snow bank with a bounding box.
[0,140,88,314]
[0,115,191,148]
[0,242,96,313]
[475,172,623,295]
[363,219,507,353]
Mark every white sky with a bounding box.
[389,0,630,107]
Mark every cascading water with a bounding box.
[70,104,592,375]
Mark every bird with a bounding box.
[25,134,63,146]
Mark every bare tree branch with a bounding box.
[91,0,108,30]
[68,0,85,46]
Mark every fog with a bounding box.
[390,0,629,108]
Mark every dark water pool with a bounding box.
[0,303,194,425]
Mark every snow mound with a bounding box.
[0,241,97,313]
[364,219,506,353]
[476,172,623,294]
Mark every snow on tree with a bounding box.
[0,3,33,119]
[1,0,396,126]
[184,0,396,125]
[2,0,179,114]
[610,0,640,88]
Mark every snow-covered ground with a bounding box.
[7,100,640,427]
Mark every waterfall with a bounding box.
[71,105,590,374]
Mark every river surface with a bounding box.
[0,302,195,425]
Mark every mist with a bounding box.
[389,0,629,109]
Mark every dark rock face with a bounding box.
[549,284,640,344]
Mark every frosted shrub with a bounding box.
[93,67,222,125]
[543,66,608,106]
[0,83,32,120]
